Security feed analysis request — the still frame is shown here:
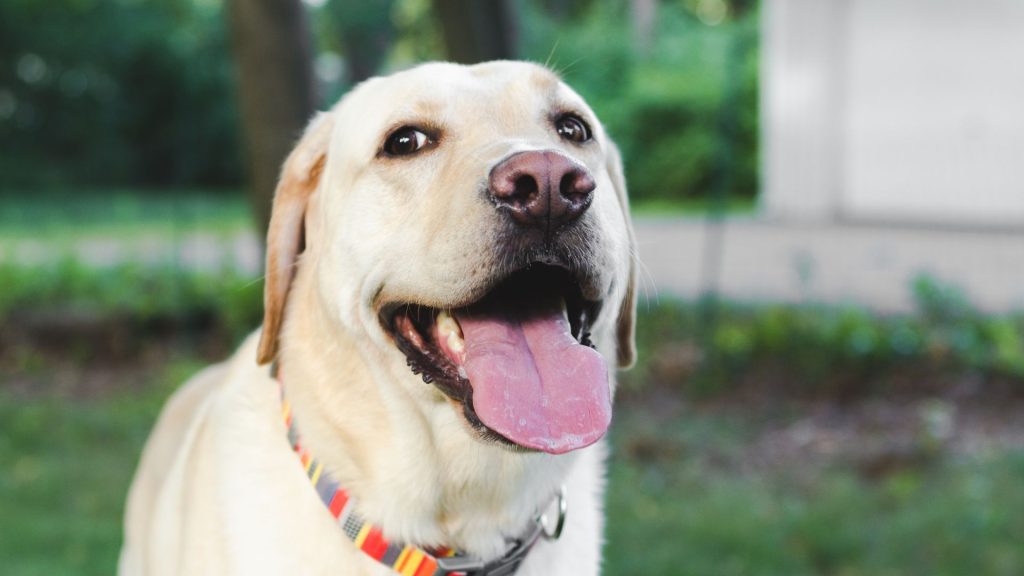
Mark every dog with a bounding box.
[119,60,636,576]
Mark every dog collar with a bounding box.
[277,375,566,576]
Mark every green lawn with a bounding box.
[605,403,1024,576]
[2,364,1022,575]
[0,360,201,575]
[0,189,252,241]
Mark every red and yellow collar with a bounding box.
[278,375,566,576]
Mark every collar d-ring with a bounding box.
[540,485,567,541]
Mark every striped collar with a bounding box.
[277,373,566,576]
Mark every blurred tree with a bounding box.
[226,0,316,235]
[0,0,761,208]
[431,0,519,63]
[727,0,758,18]
[325,0,397,86]
[0,0,240,189]
[538,0,597,21]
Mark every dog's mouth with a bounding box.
[381,265,610,455]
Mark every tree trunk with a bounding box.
[432,0,519,63]
[226,0,316,238]
[327,1,397,86]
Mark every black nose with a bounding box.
[488,150,596,231]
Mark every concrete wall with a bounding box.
[762,0,1024,227]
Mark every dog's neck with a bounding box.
[276,268,575,560]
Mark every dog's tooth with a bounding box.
[446,331,465,354]
[436,311,461,336]
[437,310,466,353]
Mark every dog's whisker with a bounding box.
[549,55,587,78]
[543,37,562,70]
[241,274,267,290]
[630,246,658,308]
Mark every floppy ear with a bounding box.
[605,140,638,369]
[256,112,335,365]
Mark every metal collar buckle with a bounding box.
[435,486,567,576]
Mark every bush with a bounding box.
[9,259,1017,402]
[0,259,263,344]
[0,0,240,188]
[522,1,759,203]
[625,278,1024,397]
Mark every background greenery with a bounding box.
[2,248,1023,574]
[0,0,758,203]
[4,1,1024,574]
[0,0,239,189]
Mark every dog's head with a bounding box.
[257,61,636,455]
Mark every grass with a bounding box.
[605,405,1024,576]
[2,359,1024,575]
[0,359,204,575]
[0,189,252,241]
[606,454,1024,576]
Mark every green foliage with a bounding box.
[0,0,240,188]
[0,188,251,238]
[4,251,1020,399]
[627,278,1024,396]
[0,259,263,343]
[3,0,759,201]
[521,1,759,202]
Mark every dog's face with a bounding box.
[259,61,636,455]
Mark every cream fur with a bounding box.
[119,61,635,576]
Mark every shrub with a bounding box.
[625,278,1024,397]
[0,258,263,344]
[6,257,1019,400]
[522,1,759,203]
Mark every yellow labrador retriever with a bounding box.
[120,61,636,576]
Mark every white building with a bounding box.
[762,0,1024,228]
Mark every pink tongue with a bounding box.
[453,299,610,455]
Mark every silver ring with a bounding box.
[541,485,567,540]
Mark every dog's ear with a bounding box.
[256,112,335,366]
[605,140,638,369]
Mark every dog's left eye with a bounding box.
[555,114,592,144]
[383,127,433,156]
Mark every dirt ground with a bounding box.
[616,383,1024,481]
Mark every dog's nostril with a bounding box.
[513,174,538,199]
[560,170,595,199]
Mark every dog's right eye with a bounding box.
[383,127,432,157]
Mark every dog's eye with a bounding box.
[555,114,591,144]
[383,127,432,156]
